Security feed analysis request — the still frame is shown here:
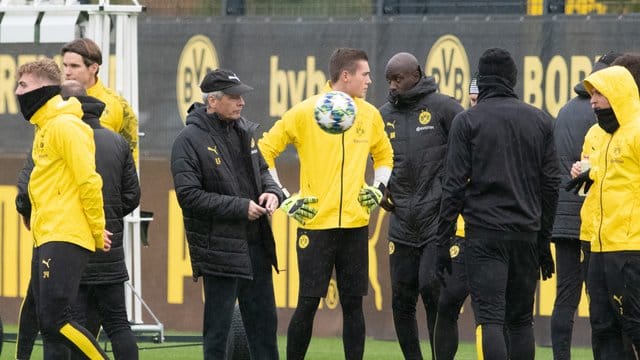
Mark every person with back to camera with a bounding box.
[61,80,141,360]
[436,48,560,360]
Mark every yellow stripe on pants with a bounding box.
[59,323,106,360]
[476,325,484,360]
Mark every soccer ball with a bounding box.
[313,91,357,134]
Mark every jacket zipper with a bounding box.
[597,136,613,252]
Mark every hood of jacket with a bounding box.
[387,76,438,107]
[77,95,106,129]
[477,74,518,102]
[573,81,590,98]
[584,65,640,129]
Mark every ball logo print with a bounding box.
[314,91,357,134]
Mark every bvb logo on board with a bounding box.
[176,35,219,124]
[425,34,470,108]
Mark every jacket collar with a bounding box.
[477,75,518,102]
[387,76,438,107]
[30,95,84,128]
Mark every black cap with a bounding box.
[477,48,518,87]
[200,69,253,95]
[592,51,623,73]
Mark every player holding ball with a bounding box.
[259,47,393,360]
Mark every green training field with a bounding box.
[0,326,593,360]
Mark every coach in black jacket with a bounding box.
[378,52,463,360]
[437,48,560,360]
[171,69,284,360]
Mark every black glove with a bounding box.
[379,186,395,212]
[436,242,453,287]
[538,235,555,281]
[564,170,593,195]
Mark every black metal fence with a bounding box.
[137,0,640,16]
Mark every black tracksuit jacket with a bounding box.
[551,82,594,240]
[379,76,464,247]
[438,76,561,242]
[171,104,284,281]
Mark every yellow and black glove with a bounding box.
[358,183,385,213]
[280,194,318,225]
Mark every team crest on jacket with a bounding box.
[418,110,432,125]
[298,234,310,249]
[251,138,255,148]
[389,241,395,255]
[449,245,460,258]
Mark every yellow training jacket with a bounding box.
[259,83,394,230]
[29,95,105,251]
[87,78,139,161]
[582,65,640,252]
[578,124,604,243]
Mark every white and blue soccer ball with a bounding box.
[313,91,357,134]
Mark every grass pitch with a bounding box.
[0,325,594,360]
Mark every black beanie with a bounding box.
[591,51,623,73]
[477,48,518,87]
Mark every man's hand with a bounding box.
[565,170,593,194]
[379,187,395,212]
[358,183,384,213]
[436,243,453,286]
[259,193,280,215]
[102,230,113,252]
[538,236,555,281]
[570,161,583,178]
[248,200,268,220]
[280,194,318,225]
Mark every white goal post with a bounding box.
[0,0,163,342]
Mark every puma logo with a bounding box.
[613,294,624,315]
[42,258,51,269]
[207,146,219,155]
[613,294,623,306]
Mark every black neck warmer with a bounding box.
[17,85,61,121]
[595,108,620,134]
